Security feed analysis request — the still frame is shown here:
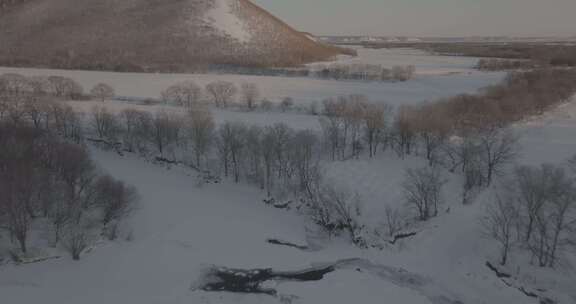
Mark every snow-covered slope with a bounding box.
[205,0,252,43]
[2,96,576,304]
[0,0,343,71]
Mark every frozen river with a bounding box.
[0,47,503,107]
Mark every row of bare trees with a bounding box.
[1,73,116,102]
[161,81,260,110]
[476,58,540,71]
[84,105,374,244]
[203,62,414,82]
[0,73,84,100]
[484,163,576,268]
[320,95,393,160]
[88,105,321,197]
[1,88,85,143]
[311,63,416,82]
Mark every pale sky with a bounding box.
[252,0,576,37]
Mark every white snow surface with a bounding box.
[4,97,575,303]
[0,67,503,108]
[1,53,575,304]
[310,46,489,76]
[0,47,504,107]
[205,0,251,43]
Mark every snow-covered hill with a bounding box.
[0,0,344,71]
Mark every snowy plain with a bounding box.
[308,46,486,75]
[1,48,575,304]
[0,47,504,108]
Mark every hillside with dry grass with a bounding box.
[0,0,346,71]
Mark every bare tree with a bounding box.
[482,194,518,265]
[22,95,52,130]
[244,125,264,188]
[0,172,33,253]
[289,130,319,192]
[546,180,576,267]
[148,110,182,158]
[261,127,277,196]
[319,115,341,161]
[50,103,83,143]
[161,81,202,108]
[306,182,365,246]
[91,106,121,144]
[186,108,215,168]
[477,128,519,185]
[26,76,50,96]
[0,73,28,96]
[413,104,451,165]
[280,97,294,112]
[512,165,551,243]
[47,76,84,100]
[403,166,446,221]
[393,105,417,157]
[568,154,576,175]
[205,81,237,108]
[363,103,392,158]
[217,122,247,182]
[325,187,365,246]
[48,143,97,223]
[93,175,138,226]
[90,83,115,102]
[270,123,293,180]
[0,125,45,253]
[382,205,405,239]
[344,95,367,159]
[62,222,92,260]
[119,108,141,152]
[260,99,273,111]
[241,82,260,111]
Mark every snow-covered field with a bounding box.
[0,142,538,304]
[310,46,486,76]
[0,48,503,107]
[5,102,575,303]
[1,52,575,304]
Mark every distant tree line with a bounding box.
[476,58,540,71]
[367,42,576,68]
[207,63,417,82]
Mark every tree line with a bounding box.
[476,58,540,71]
[79,94,516,247]
[207,63,417,82]
[369,42,576,68]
